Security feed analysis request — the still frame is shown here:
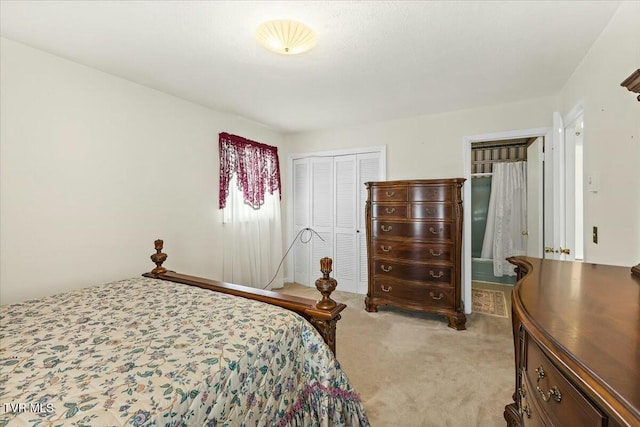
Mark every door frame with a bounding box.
[286,145,387,284]
[462,128,549,314]
[561,102,585,261]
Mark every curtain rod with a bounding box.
[473,159,527,165]
[472,144,528,150]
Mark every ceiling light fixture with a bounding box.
[255,19,317,55]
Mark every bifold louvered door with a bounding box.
[292,151,383,294]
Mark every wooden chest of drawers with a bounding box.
[364,179,466,330]
[505,257,640,427]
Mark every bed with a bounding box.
[0,240,369,426]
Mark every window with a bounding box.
[218,132,283,288]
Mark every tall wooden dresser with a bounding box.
[364,179,466,330]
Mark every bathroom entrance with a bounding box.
[470,139,530,285]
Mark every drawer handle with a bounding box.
[429,270,444,278]
[518,387,526,399]
[380,265,393,272]
[429,291,444,300]
[386,191,395,197]
[381,225,393,232]
[537,385,562,403]
[385,207,396,214]
[425,207,436,215]
[535,366,545,380]
[429,226,444,235]
[380,245,392,252]
[522,404,531,418]
[429,249,442,256]
[380,285,392,292]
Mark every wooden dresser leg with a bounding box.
[364,296,378,312]
[504,403,522,427]
[447,312,467,330]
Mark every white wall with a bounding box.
[285,96,556,180]
[0,38,286,305]
[557,0,640,267]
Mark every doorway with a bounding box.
[462,127,548,314]
[462,112,586,312]
[470,138,536,286]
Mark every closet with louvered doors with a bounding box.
[291,149,385,294]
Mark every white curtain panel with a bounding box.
[222,176,284,289]
[481,161,527,276]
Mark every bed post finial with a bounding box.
[315,257,337,310]
[150,239,168,275]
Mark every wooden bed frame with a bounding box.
[142,240,346,355]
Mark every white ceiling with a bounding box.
[0,1,621,133]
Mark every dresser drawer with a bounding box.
[371,187,408,202]
[519,371,547,427]
[372,239,453,263]
[372,279,454,309]
[409,185,454,202]
[372,220,453,241]
[525,340,606,427]
[373,260,452,284]
[371,203,408,219]
[410,203,453,220]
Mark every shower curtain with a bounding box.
[481,161,527,276]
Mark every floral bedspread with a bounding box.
[0,277,369,426]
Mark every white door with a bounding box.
[292,159,310,283]
[356,153,382,293]
[292,157,334,286]
[526,137,543,258]
[334,156,358,293]
[544,112,575,260]
[333,153,382,294]
[543,127,557,259]
[309,157,334,281]
[563,117,577,261]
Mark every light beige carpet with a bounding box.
[281,283,514,427]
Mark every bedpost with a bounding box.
[306,257,343,355]
[315,257,337,310]
[149,239,168,276]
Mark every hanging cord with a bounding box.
[263,227,325,290]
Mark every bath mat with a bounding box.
[472,289,508,318]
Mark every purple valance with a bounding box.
[219,132,281,209]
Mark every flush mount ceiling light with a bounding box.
[255,19,317,55]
